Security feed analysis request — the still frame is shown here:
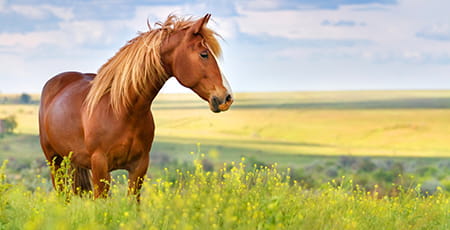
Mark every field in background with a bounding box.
[1,90,450,166]
[152,90,450,163]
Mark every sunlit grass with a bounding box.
[2,91,450,162]
[1,158,449,229]
[152,91,450,157]
[0,105,39,134]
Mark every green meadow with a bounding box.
[1,90,450,229]
[1,159,449,230]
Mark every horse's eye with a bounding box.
[200,51,208,59]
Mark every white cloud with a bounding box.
[0,21,118,51]
[234,0,450,64]
[240,0,282,10]
[210,17,239,39]
[0,2,238,53]
[2,0,450,93]
[11,5,48,19]
[10,4,74,20]
[43,5,74,21]
[417,23,450,41]
[0,31,61,49]
[58,20,128,46]
[0,0,5,12]
[235,4,399,41]
[0,8,130,51]
[127,5,184,32]
[127,5,239,40]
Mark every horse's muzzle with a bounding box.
[210,94,233,113]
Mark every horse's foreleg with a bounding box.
[91,152,111,198]
[128,154,149,201]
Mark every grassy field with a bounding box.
[1,159,449,230]
[152,91,450,161]
[1,91,449,182]
[2,90,450,163]
[1,91,449,229]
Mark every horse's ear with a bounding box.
[191,13,211,35]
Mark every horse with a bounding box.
[39,14,233,199]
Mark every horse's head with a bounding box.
[161,14,233,113]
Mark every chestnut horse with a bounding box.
[39,14,233,198]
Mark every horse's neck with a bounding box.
[129,79,166,115]
[128,31,183,114]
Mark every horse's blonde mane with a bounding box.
[85,14,222,116]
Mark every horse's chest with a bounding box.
[106,126,154,170]
[84,110,155,170]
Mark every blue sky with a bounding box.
[1,0,449,93]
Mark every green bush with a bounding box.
[0,115,17,136]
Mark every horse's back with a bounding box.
[40,72,94,126]
[41,72,94,106]
[39,72,95,161]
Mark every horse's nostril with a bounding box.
[210,96,221,113]
[225,94,232,102]
[212,96,220,107]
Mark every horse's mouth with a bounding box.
[210,95,233,113]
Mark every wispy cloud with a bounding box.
[321,19,365,27]
[1,0,450,93]
[416,23,450,41]
[8,4,73,20]
[239,0,397,10]
[234,0,450,65]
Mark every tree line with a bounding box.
[1,93,35,104]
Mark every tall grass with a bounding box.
[0,158,448,230]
